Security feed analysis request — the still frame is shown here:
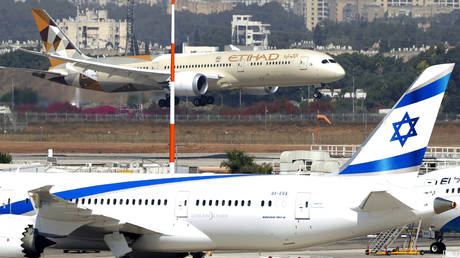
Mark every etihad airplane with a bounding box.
[0,64,455,258]
[1,8,345,107]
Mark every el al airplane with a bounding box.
[413,166,460,253]
[0,64,455,258]
[1,8,345,107]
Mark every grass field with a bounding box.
[0,120,459,153]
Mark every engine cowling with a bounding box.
[242,86,279,96]
[174,72,208,96]
[0,215,54,258]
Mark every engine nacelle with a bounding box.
[174,72,208,96]
[242,86,279,96]
[0,215,54,258]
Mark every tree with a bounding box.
[0,153,12,164]
[220,150,272,174]
[0,87,39,106]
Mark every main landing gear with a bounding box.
[313,83,326,99]
[430,232,446,254]
[158,95,180,108]
[192,95,214,107]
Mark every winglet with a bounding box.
[338,63,455,175]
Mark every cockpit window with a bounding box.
[329,59,337,63]
[321,59,329,64]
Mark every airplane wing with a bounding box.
[20,49,222,84]
[356,191,412,213]
[29,186,161,238]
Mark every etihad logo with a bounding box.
[228,53,280,62]
[215,56,222,63]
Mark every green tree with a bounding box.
[0,153,12,164]
[0,87,39,106]
[220,150,272,174]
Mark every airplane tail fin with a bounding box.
[338,63,454,175]
[31,8,87,67]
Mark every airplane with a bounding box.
[0,63,455,258]
[1,8,345,108]
[415,166,460,254]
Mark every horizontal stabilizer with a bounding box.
[356,191,412,213]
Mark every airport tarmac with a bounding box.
[42,236,460,258]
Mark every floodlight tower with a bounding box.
[125,0,137,55]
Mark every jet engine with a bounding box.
[174,72,208,96]
[242,86,279,96]
[0,215,54,258]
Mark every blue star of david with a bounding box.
[390,112,419,147]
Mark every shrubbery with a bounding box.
[221,150,272,174]
[0,153,12,164]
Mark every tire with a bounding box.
[158,99,166,108]
[193,98,201,107]
[430,242,444,254]
[206,96,214,105]
[313,91,323,99]
[420,250,425,255]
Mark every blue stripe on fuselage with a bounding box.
[339,147,426,174]
[0,174,251,215]
[395,73,451,109]
[440,216,460,233]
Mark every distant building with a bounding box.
[56,9,127,54]
[182,43,219,53]
[167,0,233,14]
[231,15,270,48]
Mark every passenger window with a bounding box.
[107,199,110,205]
[228,200,232,206]
[196,200,199,206]
[82,198,85,205]
[158,199,161,205]
[132,199,135,205]
[25,198,29,204]
[76,198,79,204]
[152,199,155,205]
[235,200,238,206]
[164,200,168,206]
[222,200,225,206]
[202,200,206,206]
[446,189,449,193]
[119,199,123,205]
[95,199,98,205]
[261,200,265,207]
[100,198,104,204]
[215,200,219,206]
[113,199,117,205]
[248,200,251,207]
[125,199,129,205]
[268,200,272,207]
[452,188,455,193]
[145,199,148,205]
[209,200,212,206]
[138,199,142,205]
[305,201,309,207]
[241,200,245,206]
[88,199,92,205]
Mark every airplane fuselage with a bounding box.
[50,49,345,93]
[0,172,432,253]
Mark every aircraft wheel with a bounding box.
[191,252,205,258]
[430,242,445,254]
[193,98,201,107]
[206,96,214,105]
[313,91,322,99]
[158,99,166,108]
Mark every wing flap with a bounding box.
[356,191,412,213]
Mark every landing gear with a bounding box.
[430,232,446,254]
[191,252,205,258]
[193,95,214,107]
[313,90,323,99]
[158,96,180,108]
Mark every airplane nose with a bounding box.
[335,65,346,79]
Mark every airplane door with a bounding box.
[295,192,310,220]
[299,56,309,70]
[175,191,190,218]
[237,62,244,72]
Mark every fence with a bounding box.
[10,112,460,123]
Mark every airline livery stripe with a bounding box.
[339,147,426,174]
[395,73,451,109]
[0,174,251,215]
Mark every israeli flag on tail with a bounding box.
[338,63,455,175]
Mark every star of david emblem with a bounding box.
[390,112,419,147]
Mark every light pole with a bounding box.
[11,78,14,110]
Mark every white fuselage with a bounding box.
[0,172,434,253]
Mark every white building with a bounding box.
[56,9,127,54]
[231,15,270,48]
